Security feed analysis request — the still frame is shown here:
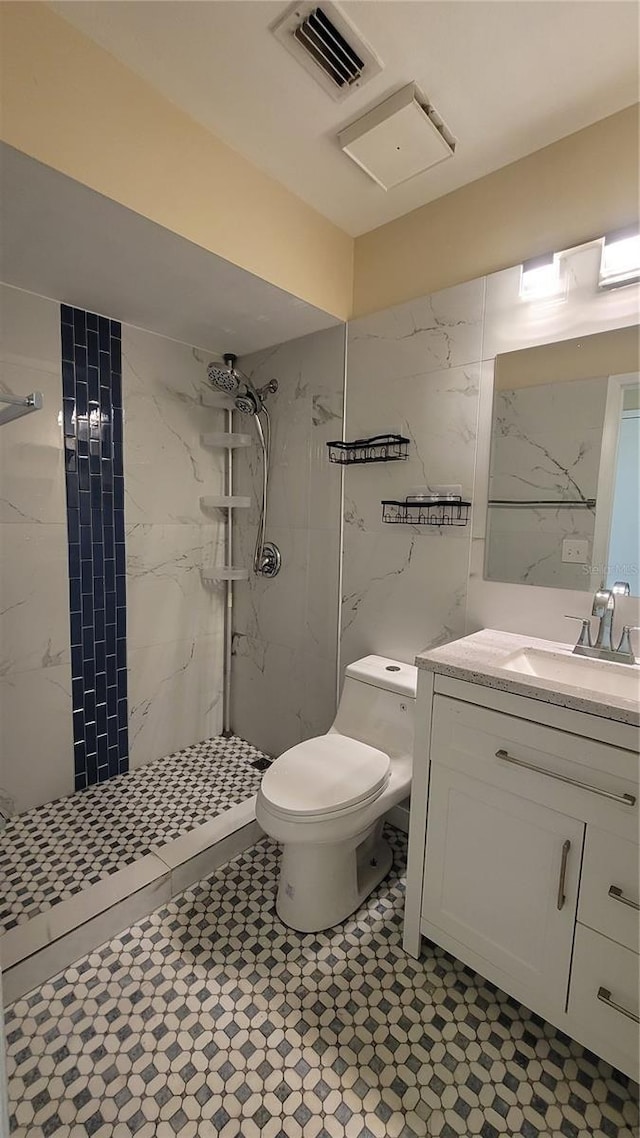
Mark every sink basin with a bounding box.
[501,647,640,701]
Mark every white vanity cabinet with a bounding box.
[405,671,640,1082]
[423,764,584,1010]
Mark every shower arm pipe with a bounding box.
[252,407,271,574]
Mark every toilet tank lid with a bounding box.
[345,655,418,698]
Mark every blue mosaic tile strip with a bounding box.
[60,304,129,791]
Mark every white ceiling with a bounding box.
[51,0,639,237]
[0,144,338,355]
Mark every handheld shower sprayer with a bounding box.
[235,390,260,416]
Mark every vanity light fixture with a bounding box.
[598,227,640,289]
[519,252,562,300]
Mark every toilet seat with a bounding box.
[260,734,390,820]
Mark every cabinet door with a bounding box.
[423,765,585,1011]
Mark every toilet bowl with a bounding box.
[256,655,417,932]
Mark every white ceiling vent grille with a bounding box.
[272,2,383,101]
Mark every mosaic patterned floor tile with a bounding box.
[0,736,266,934]
[6,830,638,1138]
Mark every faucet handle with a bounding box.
[617,626,640,658]
[565,615,592,648]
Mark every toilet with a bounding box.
[256,655,417,932]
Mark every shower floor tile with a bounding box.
[6,830,638,1138]
[0,736,266,935]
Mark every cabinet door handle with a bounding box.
[597,987,640,1024]
[495,750,636,806]
[608,885,640,911]
[557,839,571,910]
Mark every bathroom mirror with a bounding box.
[485,325,640,594]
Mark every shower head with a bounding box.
[207,353,240,394]
[235,391,259,416]
[235,379,279,416]
[207,352,278,415]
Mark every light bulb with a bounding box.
[519,254,562,300]
[599,230,640,289]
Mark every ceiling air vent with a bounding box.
[272,2,383,102]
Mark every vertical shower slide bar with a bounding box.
[205,354,280,735]
[222,404,234,738]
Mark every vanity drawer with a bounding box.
[430,696,638,836]
[578,828,639,953]
[568,923,639,1081]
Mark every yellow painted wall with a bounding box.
[495,326,640,391]
[352,105,640,317]
[0,2,353,320]
[1,4,638,323]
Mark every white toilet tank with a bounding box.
[330,655,417,760]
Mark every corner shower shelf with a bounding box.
[382,495,471,527]
[327,434,410,465]
[202,567,249,582]
[200,495,252,510]
[200,432,253,448]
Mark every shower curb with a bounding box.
[1,799,261,1003]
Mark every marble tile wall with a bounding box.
[468,243,640,640]
[0,282,227,812]
[232,325,345,757]
[2,239,638,809]
[0,284,74,813]
[340,280,483,669]
[341,241,640,668]
[486,375,608,589]
[121,325,226,769]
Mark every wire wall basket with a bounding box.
[382,495,471,527]
[327,434,410,465]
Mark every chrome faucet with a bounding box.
[592,586,616,652]
[566,582,638,666]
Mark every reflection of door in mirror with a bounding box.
[592,375,640,594]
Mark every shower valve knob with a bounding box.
[258,542,281,578]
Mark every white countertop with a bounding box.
[416,629,640,727]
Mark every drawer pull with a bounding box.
[597,986,640,1024]
[495,750,636,806]
[608,885,640,911]
[557,839,571,910]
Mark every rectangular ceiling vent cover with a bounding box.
[338,83,456,190]
[272,2,383,101]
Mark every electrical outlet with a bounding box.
[562,539,589,564]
